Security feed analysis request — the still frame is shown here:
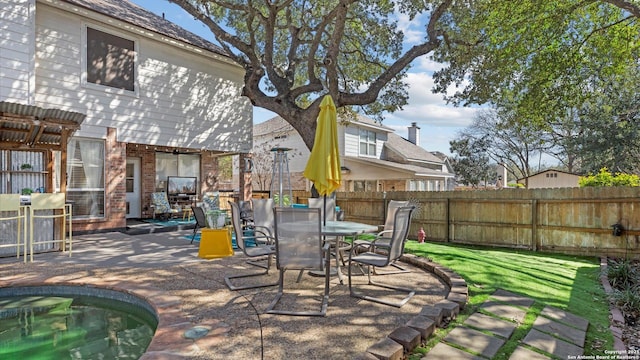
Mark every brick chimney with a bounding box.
[408,122,420,145]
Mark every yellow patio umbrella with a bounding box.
[303,95,341,197]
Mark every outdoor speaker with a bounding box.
[611,223,624,237]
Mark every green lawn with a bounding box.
[403,241,613,359]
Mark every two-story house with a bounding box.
[252,116,455,193]
[1,0,252,233]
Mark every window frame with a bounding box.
[358,129,377,157]
[81,23,139,96]
[66,137,106,219]
[155,152,201,193]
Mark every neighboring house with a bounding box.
[517,169,580,189]
[0,0,252,232]
[252,117,455,193]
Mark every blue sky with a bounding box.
[129,0,477,155]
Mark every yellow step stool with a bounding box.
[198,227,233,259]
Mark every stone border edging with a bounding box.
[354,254,469,360]
[600,256,628,352]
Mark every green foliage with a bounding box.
[433,1,639,117]
[607,258,640,323]
[607,259,638,289]
[205,209,228,228]
[579,168,640,187]
[216,156,233,181]
[21,188,33,195]
[433,1,639,173]
[612,284,640,319]
[449,136,492,187]
[273,193,291,206]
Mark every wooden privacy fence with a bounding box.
[333,187,640,259]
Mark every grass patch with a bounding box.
[404,241,612,358]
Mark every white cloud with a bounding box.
[388,72,477,127]
[396,13,424,44]
[411,56,446,73]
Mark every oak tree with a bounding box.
[168,0,454,149]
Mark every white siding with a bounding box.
[526,172,579,189]
[33,3,251,153]
[254,130,310,172]
[344,126,360,157]
[0,0,35,103]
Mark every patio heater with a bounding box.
[270,147,293,207]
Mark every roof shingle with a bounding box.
[61,0,228,57]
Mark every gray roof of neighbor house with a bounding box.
[344,156,454,178]
[350,114,395,132]
[61,0,228,57]
[253,116,292,137]
[384,132,445,164]
[430,151,449,161]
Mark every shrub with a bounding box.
[612,283,640,320]
[607,259,640,323]
[579,168,640,187]
[607,259,638,288]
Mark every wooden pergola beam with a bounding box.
[0,102,85,195]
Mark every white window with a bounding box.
[353,180,376,192]
[84,26,137,92]
[67,138,105,219]
[359,129,376,156]
[155,153,201,192]
[409,180,427,191]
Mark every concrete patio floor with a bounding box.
[0,230,449,359]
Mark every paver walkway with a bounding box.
[424,289,589,359]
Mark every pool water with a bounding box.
[0,294,157,359]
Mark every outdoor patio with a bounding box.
[0,229,449,359]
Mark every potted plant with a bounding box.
[21,188,33,195]
[273,193,291,206]
[205,209,227,229]
[20,163,32,170]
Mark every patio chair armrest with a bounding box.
[253,225,273,237]
[247,232,275,245]
[350,239,373,255]
[370,236,392,252]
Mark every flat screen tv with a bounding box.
[167,176,197,196]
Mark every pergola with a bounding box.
[0,101,85,194]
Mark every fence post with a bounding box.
[531,199,537,251]
[446,198,450,242]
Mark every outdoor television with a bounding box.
[167,176,197,196]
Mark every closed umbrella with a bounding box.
[303,95,341,223]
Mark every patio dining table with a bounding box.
[280,220,378,284]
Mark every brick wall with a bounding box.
[74,137,242,230]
